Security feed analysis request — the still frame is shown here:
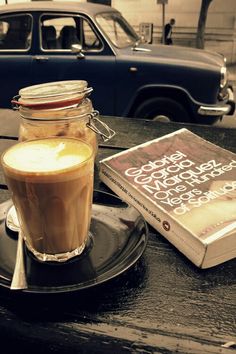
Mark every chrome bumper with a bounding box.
[198,87,235,116]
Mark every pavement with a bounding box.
[215,63,236,128]
[228,63,236,84]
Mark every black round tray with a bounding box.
[0,190,148,293]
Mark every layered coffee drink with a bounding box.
[2,137,94,262]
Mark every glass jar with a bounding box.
[12,80,115,155]
[18,97,99,153]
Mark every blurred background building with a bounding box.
[113,0,236,64]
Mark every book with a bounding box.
[99,128,236,268]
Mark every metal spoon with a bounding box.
[10,230,28,290]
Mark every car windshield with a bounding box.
[96,12,139,48]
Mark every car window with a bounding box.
[96,12,138,48]
[82,19,103,50]
[40,14,102,52]
[0,14,32,50]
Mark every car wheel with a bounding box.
[133,97,191,123]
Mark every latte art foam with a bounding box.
[3,138,92,173]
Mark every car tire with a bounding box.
[133,97,191,123]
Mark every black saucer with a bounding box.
[0,190,148,293]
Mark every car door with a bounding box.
[0,13,33,108]
[31,13,116,115]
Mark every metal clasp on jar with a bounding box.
[87,111,116,142]
[11,95,21,110]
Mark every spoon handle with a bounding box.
[11,230,28,290]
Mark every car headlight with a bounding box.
[220,66,228,88]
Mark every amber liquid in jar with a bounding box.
[18,98,98,154]
[13,80,115,156]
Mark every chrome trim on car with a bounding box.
[198,105,231,116]
[198,87,235,116]
[220,66,227,88]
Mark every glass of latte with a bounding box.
[2,137,94,262]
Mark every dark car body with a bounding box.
[0,1,234,124]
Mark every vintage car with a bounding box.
[0,1,234,124]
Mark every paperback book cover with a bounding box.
[99,128,236,268]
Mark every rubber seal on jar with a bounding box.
[11,87,93,110]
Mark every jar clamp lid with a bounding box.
[12,80,116,142]
[12,80,93,110]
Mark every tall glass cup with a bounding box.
[2,137,94,262]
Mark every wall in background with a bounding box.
[112,0,236,63]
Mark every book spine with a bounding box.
[100,164,205,268]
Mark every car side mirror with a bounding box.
[71,44,85,59]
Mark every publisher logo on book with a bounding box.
[162,220,170,232]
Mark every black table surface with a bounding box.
[0,110,235,354]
